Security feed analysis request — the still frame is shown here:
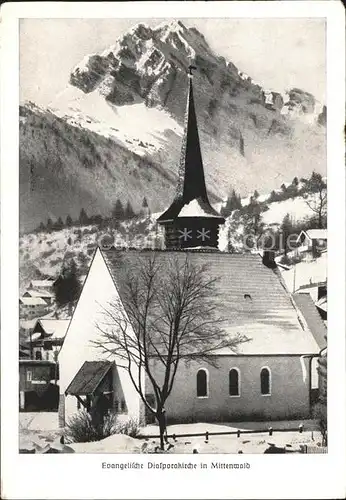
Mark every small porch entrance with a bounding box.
[65,361,115,427]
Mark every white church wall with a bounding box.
[148,355,313,423]
[58,248,141,426]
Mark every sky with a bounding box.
[20,18,326,105]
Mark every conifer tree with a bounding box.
[46,218,53,233]
[53,258,82,314]
[141,196,150,217]
[66,215,73,227]
[112,199,125,221]
[79,208,89,226]
[221,189,242,217]
[125,201,135,220]
[55,216,64,230]
[239,133,245,157]
[269,190,278,203]
[281,213,294,255]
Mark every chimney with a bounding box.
[262,250,277,269]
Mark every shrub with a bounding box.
[312,401,327,446]
[65,410,140,443]
[279,254,292,266]
[65,410,118,443]
[115,417,140,438]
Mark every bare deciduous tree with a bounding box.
[302,172,327,229]
[94,254,248,449]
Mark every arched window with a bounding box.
[229,368,240,397]
[196,369,208,398]
[260,367,271,395]
[35,350,42,360]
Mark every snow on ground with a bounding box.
[241,193,270,206]
[262,196,313,225]
[71,434,142,453]
[48,85,183,156]
[19,414,322,454]
[20,412,59,431]
[280,252,327,292]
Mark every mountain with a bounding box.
[19,20,326,232]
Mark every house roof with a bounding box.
[19,297,47,306]
[306,229,327,240]
[30,280,55,288]
[23,289,54,299]
[19,359,56,366]
[20,319,37,330]
[32,319,70,340]
[293,293,327,350]
[19,348,30,359]
[316,296,327,313]
[296,229,328,244]
[65,361,113,396]
[296,281,327,291]
[100,248,320,356]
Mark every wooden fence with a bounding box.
[140,424,307,442]
[301,445,328,454]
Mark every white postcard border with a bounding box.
[1,2,345,499]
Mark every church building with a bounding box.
[58,68,326,428]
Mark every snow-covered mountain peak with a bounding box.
[154,19,188,35]
[20,20,327,234]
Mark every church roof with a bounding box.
[157,73,222,222]
[65,361,113,396]
[293,293,327,350]
[100,248,320,356]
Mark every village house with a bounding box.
[315,295,327,322]
[296,230,327,260]
[58,68,326,428]
[29,319,70,361]
[19,297,49,319]
[295,281,327,303]
[19,343,30,359]
[29,279,56,291]
[19,359,59,411]
[22,288,55,306]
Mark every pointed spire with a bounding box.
[158,66,222,222]
[175,65,209,203]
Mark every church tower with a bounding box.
[157,66,225,250]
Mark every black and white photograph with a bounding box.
[1,1,345,499]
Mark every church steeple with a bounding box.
[157,66,224,250]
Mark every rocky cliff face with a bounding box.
[68,21,325,125]
[20,20,326,232]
